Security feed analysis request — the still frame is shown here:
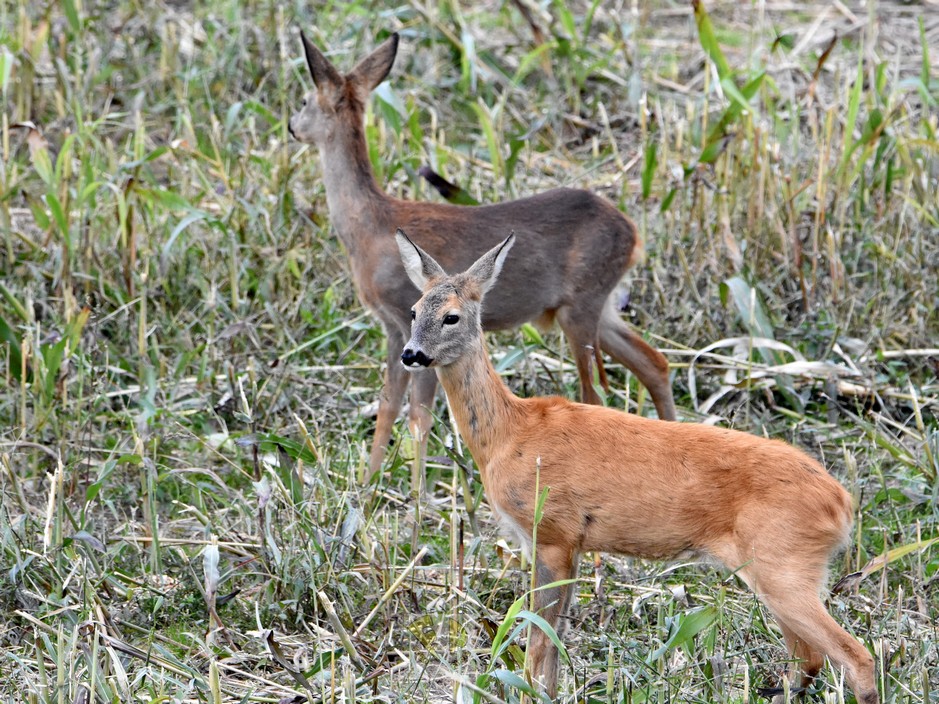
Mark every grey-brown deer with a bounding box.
[288,31,676,489]
[395,230,878,704]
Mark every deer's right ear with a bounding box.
[300,30,342,90]
[396,229,445,290]
[348,33,399,94]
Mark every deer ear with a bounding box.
[348,33,399,94]
[301,30,342,90]
[466,233,515,296]
[396,228,445,290]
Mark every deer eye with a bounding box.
[410,309,416,321]
[443,314,460,326]
[302,98,308,107]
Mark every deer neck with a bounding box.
[317,122,391,252]
[436,337,519,474]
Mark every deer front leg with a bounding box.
[366,329,410,485]
[556,307,604,406]
[528,544,579,699]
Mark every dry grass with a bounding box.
[0,1,936,703]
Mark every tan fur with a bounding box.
[288,32,676,488]
[397,233,879,704]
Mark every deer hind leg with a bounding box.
[555,307,604,405]
[597,304,677,420]
[528,544,579,699]
[366,329,410,484]
[406,368,437,496]
[766,595,877,704]
[772,620,825,701]
[748,566,879,704]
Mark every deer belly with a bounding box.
[490,500,533,559]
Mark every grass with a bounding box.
[1,1,937,702]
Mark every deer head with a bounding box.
[396,229,514,369]
[288,31,399,145]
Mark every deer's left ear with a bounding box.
[465,233,515,296]
[348,33,399,95]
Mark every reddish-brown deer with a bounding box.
[396,230,878,704]
[288,31,676,489]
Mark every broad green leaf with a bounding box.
[719,276,784,366]
[460,28,477,94]
[520,323,544,346]
[0,314,24,382]
[698,133,733,165]
[494,346,527,373]
[512,42,555,86]
[54,134,76,182]
[62,0,82,32]
[772,31,795,52]
[257,433,318,465]
[79,180,106,204]
[660,187,678,212]
[119,145,170,172]
[31,143,54,185]
[720,276,774,341]
[472,99,503,183]
[705,72,765,145]
[860,536,939,578]
[516,608,569,663]
[374,83,405,135]
[224,101,242,135]
[39,307,90,400]
[647,605,719,662]
[554,0,576,41]
[533,484,549,526]
[918,18,936,106]
[45,193,70,247]
[0,282,29,323]
[642,140,657,200]
[41,338,68,400]
[163,211,211,261]
[65,307,90,350]
[720,76,753,112]
[505,136,525,186]
[243,100,277,124]
[302,648,344,677]
[135,186,191,211]
[488,593,526,661]
[69,531,105,552]
[693,0,730,81]
[583,0,603,43]
[840,58,864,172]
[27,195,51,229]
[489,669,544,699]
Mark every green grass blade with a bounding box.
[693,0,731,81]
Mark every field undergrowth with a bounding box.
[0,1,937,702]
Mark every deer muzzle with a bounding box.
[401,348,433,368]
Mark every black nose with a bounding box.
[401,348,433,367]
[288,122,296,139]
